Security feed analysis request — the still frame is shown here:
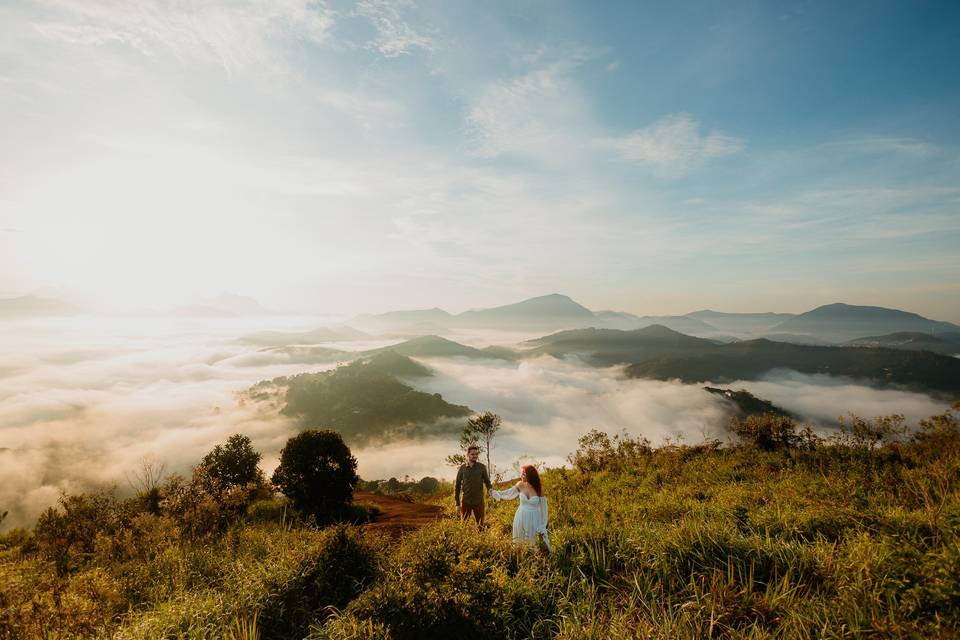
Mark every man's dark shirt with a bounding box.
[455,462,491,506]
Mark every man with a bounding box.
[454,444,492,525]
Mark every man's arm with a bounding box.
[482,464,492,491]
[454,467,463,506]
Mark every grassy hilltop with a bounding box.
[2,406,959,639]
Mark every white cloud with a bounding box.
[353,0,436,58]
[32,0,335,73]
[600,113,744,177]
[463,48,596,159]
[465,66,566,158]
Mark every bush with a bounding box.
[836,413,908,449]
[160,467,261,538]
[272,430,359,521]
[34,490,129,575]
[909,402,960,460]
[728,414,802,451]
[568,429,652,472]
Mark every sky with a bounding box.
[2,0,959,320]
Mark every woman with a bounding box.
[490,465,551,552]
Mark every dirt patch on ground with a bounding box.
[354,491,446,535]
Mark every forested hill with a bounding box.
[243,353,471,443]
[625,339,960,395]
[522,324,716,365]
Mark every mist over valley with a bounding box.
[2,293,955,530]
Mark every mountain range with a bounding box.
[7,290,959,350]
[348,294,960,346]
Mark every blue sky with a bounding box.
[1,0,958,319]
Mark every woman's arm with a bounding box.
[490,482,521,501]
[538,497,549,532]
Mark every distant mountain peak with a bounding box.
[632,324,686,337]
[770,302,959,342]
[456,293,594,319]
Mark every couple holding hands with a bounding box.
[454,444,551,552]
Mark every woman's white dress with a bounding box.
[491,485,551,551]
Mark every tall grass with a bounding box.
[2,406,958,638]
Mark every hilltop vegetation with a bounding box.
[704,387,792,418]
[2,404,958,639]
[243,353,471,443]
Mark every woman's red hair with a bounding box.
[522,465,543,496]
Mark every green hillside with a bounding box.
[244,353,470,443]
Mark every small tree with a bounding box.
[126,455,166,514]
[460,412,501,476]
[200,434,264,493]
[271,430,358,520]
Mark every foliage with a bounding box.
[568,428,652,472]
[34,489,130,576]
[125,456,167,515]
[199,434,265,493]
[271,430,359,521]
[452,411,502,476]
[727,414,805,451]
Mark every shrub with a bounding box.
[271,430,359,521]
[728,414,801,451]
[34,490,129,575]
[568,429,652,471]
[909,402,960,460]
[836,413,908,449]
[160,467,260,538]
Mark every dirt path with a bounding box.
[354,491,446,535]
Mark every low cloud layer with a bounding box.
[1,317,952,529]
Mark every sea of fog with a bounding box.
[0,315,951,530]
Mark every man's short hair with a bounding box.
[467,445,480,453]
